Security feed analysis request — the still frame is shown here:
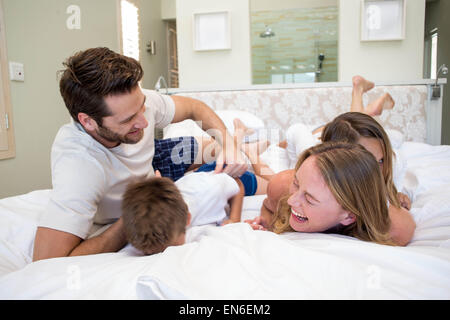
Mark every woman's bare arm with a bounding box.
[388,206,416,246]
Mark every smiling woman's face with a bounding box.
[287,156,353,233]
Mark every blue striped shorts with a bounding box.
[152,136,198,181]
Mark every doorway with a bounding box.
[424,0,450,144]
[166,20,178,88]
[0,0,15,159]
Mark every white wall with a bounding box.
[0,0,120,198]
[338,0,426,82]
[176,0,252,88]
[161,0,176,20]
[138,0,169,90]
[175,0,426,87]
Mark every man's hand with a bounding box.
[389,205,416,246]
[244,216,268,231]
[214,137,248,178]
[397,192,411,210]
[170,95,248,178]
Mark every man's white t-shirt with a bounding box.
[38,89,175,239]
[175,172,240,227]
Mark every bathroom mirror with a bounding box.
[152,0,339,88]
[250,0,338,84]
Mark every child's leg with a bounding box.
[241,141,274,180]
[254,175,269,195]
[278,140,288,149]
[365,92,395,117]
[233,118,255,146]
[275,76,390,154]
[189,136,220,171]
[351,75,395,117]
[351,75,374,113]
[310,76,374,136]
[232,118,274,180]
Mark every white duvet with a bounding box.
[0,142,450,299]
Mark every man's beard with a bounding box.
[96,124,144,145]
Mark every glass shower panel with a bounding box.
[251,5,338,84]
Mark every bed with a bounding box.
[0,81,449,300]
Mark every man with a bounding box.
[33,47,247,261]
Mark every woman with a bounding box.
[270,141,414,246]
[321,111,409,209]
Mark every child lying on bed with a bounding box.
[121,170,242,255]
[245,75,410,210]
[121,133,273,255]
[119,116,277,255]
[283,76,411,210]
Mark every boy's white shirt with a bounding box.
[175,172,240,227]
[90,172,240,242]
[39,89,175,239]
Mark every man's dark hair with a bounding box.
[59,47,143,125]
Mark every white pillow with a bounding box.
[214,110,265,134]
[163,110,265,142]
[385,129,404,150]
[163,119,209,139]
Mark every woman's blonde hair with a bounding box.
[271,141,395,246]
[320,112,400,208]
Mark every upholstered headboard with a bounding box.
[166,80,445,145]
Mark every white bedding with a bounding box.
[0,141,450,299]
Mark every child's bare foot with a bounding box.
[352,75,375,93]
[234,118,255,135]
[233,118,255,146]
[278,140,288,149]
[242,140,270,156]
[366,93,395,116]
[382,93,395,110]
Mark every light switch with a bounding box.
[9,62,25,82]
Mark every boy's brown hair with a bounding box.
[122,177,189,255]
[59,47,143,125]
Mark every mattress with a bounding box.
[0,141,449,299]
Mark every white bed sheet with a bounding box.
[0,142,449,299]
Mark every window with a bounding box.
[0,1,15,160]
[430,32,438,79]
[120,0,140,61]
[424,28,438,80]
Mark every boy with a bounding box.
[122,171,244,255]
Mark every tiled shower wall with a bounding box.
[251,6,338,84]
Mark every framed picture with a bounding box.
[360,0,406,41]
[193,11,231,51]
